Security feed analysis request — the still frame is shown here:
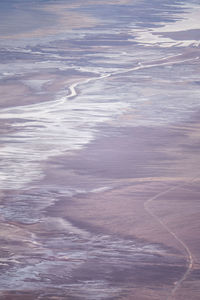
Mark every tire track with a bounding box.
[144,182,195,300]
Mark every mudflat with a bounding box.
[0,0,200,299]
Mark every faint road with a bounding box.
[144,182,195,300]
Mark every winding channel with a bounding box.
[0,52,199,298]
[1,52,198,191]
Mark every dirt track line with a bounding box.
[144,184,194,300]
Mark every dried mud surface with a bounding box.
[0,0,200,299]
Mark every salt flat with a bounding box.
[0,0,200,299]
